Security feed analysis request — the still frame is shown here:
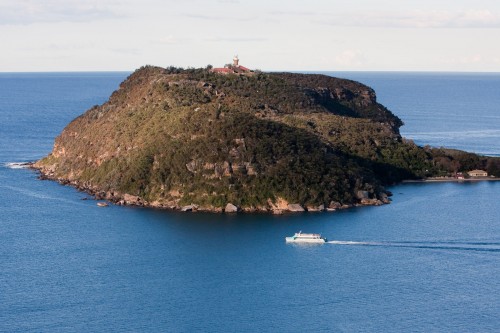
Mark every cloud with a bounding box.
[111,47,141,55]
[204,37,267,43]
[438,54,500,70]
[445,54,484,65]
[269,10,317,17]
[319,9,500,29]
[457,54,483,64]
[333,50,366,67]
[0,0,123,24]
[182,13,257,22]
[155,35,180,45]
[455,10,500,28]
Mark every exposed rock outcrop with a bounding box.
[287,204,305,212]
[224,203,238,213]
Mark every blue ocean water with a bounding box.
[0,72,499,332]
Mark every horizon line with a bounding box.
[1,69,500,74]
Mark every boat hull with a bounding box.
[285,237,326,243]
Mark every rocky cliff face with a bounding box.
[34,66,450,213]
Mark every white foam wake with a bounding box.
[328,240,373,245]
[327,240,500,252]
[4,162,31,169]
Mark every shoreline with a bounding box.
[15,161,499,213]
[402,177,500,183]
[28,163,390,214]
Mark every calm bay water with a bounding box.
[0,72,499,332]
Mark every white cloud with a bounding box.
[334,50,366,67]
[435,54,500,71]
[0,0,123,24]
[458,54,483,64]
[182,13,258,22]
[269,10,317,17]
[319,9,500,29]
[111,47,141,55]
[445,54,485,65]
[204,37,267,43]
[2,1,500,71]
[155,35,180,45]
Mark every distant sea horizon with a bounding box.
[2,69,499,76]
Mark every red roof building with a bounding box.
[211,56,252,74]
[212,68,234,73]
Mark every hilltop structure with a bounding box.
[212,55,251,74]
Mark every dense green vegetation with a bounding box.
[36,66,500,211]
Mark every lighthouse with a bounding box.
[233,55,239,67]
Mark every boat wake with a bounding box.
[327,240,500,252]
[4,162,31,169]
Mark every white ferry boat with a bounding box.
[285,231,327,243]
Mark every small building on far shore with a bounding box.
[468,169,488,177]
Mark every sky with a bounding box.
[1,0,500,72]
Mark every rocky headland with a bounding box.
[33,66,500,213]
